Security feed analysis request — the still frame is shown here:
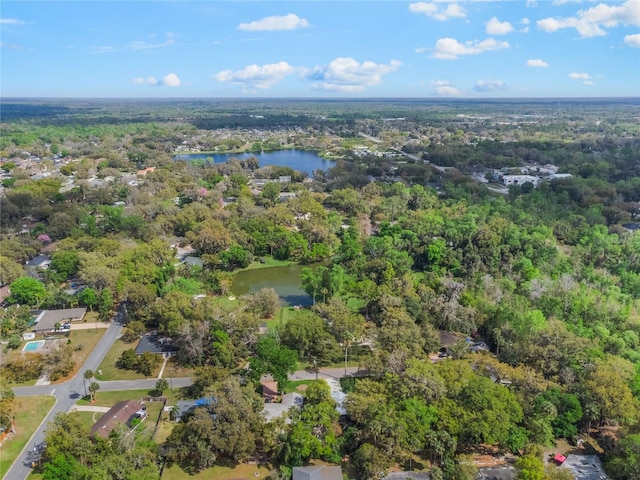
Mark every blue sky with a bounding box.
[1,1,639,98]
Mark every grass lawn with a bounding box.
[154,417,176,444]
[283,379,317,394]
[266,305,309,331]
[72,411,103,431]
[135,402,164,443]
[55,328,107,383]
[237,257,292,272]
[162,462,273,480]
[76,389,177,408]
[160,358,194,379]
[95,338,161,381]
[0,396,56,478]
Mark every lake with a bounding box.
[174,149,334,175]
[230,263,315,307]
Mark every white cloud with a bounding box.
[537,0,640,38]
[474,79,506,92]
[569,72,591,79]
[238,14,310,31]
[583,80,594,85]
[213,61,297,90]
[409,2,466,21]
[132,73,181,87]
[430,80,453,87]
[133,76,158,85]
[526,58,549,67]
[92,33,176,54]
[306,58,401,92]
[435,86,463,96]
[486,17,514,35]
[522,18,531,25]
[624,33,640,46]
[430,37,510,59]
[162,73,181,87]
[0,18,27,25]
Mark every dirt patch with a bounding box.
[296,384,308,392]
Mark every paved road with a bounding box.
[4,306,127,480]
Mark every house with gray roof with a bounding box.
[262,392,303,423]
[33,308,87,333]
[292,465,343,480]
[562,454,610,480]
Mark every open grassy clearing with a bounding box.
[237,257,293,272]
[76,389,178,407]
[0,396,56,478]
[72,411,103,431]
[160,358,194,379]
[161,462,273,480]
[55,328,107,383]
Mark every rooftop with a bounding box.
[33,308,87,332]
[135,334,178,355]
[562,454,610,480]
[91,400,144,439]
[292,466,343,480]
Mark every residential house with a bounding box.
[91,400,146,439]
[135,334,178,356]
[262,392,304,423]
[32,308,87,333]
[562,454,610,480]
[171,398,213,422]
[292,466,343,480]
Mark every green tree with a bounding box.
[155,378,169,396]
[88,381,100,402]
[121,320,146,343]
[607,433,640,480]
[116,349,137,370]
[78,287,98,311]
[249,335,298,393]
[82,369,94,398]
[535,388,582,439]
[8,277,47,306]
[351,443,392,480]
[245,287,281,318]
[515,449,545,480]
[97,288,113,321]
[0,255,25,285]
[50,250,80,282]
[136,352,161,376]
[43,454,89,480]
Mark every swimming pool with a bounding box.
[22,340,45,352]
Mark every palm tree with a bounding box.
[88,381,100,402]
[155,378,169,396]
[168,404,180,422]
[83,369,95,397]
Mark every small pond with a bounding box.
[174,149,335,175]
[230,263,321,307]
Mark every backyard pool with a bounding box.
[22,340,45,352]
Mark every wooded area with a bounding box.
[0,98,638,480]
